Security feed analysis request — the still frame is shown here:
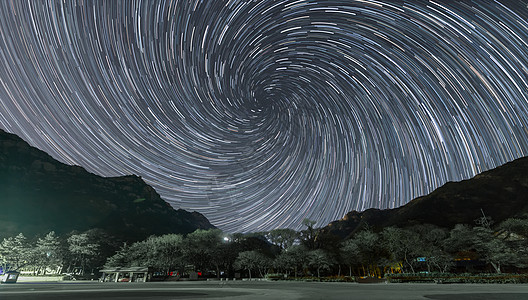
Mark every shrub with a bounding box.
[385,272,528,284]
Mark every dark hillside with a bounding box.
[0,129,214,241]
[322,156,528,238]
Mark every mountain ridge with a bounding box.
[322,156,528,238]
[0,128,214,241]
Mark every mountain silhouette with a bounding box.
[0,129,214,241]
[322,156,528,238]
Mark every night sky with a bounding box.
[1,0,528,233]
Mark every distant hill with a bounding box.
[0,129,214,241]
[322,156,528,239]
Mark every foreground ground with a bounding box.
[1,280,528,299]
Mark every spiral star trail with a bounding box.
[1,0,528,232]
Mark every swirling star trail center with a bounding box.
[1,0,528,232]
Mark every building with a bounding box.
[99,267,153,282]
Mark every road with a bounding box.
[1,280,528,299]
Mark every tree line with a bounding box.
[106,216,528,279]
[0,229,114,276]
[2,216,528,279]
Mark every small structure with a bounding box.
[1,271,20,283]
[99,267,152,282]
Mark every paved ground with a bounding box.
[1,280,528,299]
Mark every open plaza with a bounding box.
[1,280,528,300]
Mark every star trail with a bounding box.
[1,0,528,232]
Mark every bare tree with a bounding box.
[308,249,334,277]
[265,229,299,250]
[274,245,309,278]
[341,239,361,277]
[234,250,271,279]
[300,219,318,250]
[67,233,99,275]
[381,227,420,273]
